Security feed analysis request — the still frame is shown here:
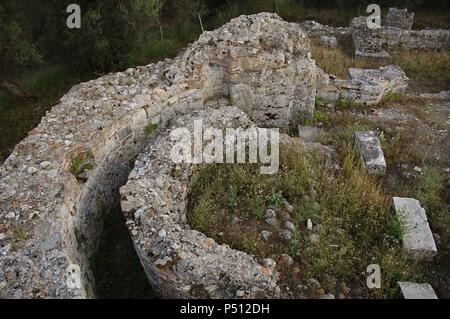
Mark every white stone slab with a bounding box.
[398,282,438,299]
[353,131,386,175]
[393,197,437,259]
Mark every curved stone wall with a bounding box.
[0,13,317,298]
[120,106,281,298]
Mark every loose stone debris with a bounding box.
[316,65,409,106]
[398,282,438,299]
[393,197,438,260]
[353,131,387,176]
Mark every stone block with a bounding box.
[393,197,437,260]
[398,282,438,299]
[353,131,386,175]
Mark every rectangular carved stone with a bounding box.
[398,282,438,299]
[353,131,386,175]
[393,197,437,260]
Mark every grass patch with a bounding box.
[68,151,95,177]
[390,49,450,93]
[187,141,420,298]
[144,123,158,136]
[311,39,385,78]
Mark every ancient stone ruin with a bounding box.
[300,7,450,58]
[0,13,319,299]
[0,12,442,299]
[385,8,414,30]
[316,65,409,106]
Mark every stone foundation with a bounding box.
[0,13,318,299]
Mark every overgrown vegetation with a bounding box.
[311,39,450,93]
[68,150,95,177]
[187,142,421,298]
[144,123,158,136]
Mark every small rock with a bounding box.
[320,35,338,47]
[308,278,321,290]
[27,167,37,175]
[279,230,292,242]
[279,254,294,266]
[278,210,292,222]
[39,161,52,169]
[320,293,335,299]
[158,229,167,238]
[284,202,294,213]
[307,219,313,231]
[260,230,271,241]
[284,221,296,232]
[231,216,241,225]
[265,217,278,227]
[308,233,320,244]
[5,212,15,219]
[47,169,59,179]
[0,233,6,240]
[262,258,277,269]
[413,166,423,173]
[264,209,276,219]
[236,290,245,297]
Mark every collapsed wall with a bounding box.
[0,13,317,299]
[302,8,450,56]
[120,106,281,298]
[316,65,409,105]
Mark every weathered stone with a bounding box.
[298,125,320,142]
[386,8,414,30]
[317,65,409,106]
[307,219,313,231]
[319,35,337,47]
[0,13,320,299]
[398,282,438,299]
[393,197,437,260]
[353,131,387,176]
[284,221,296,232]
[260,231,271,241]
[264,209,276,219]
[353,27,391,59]
[299,20,351,38]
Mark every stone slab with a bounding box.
[393,197,437,259]
[353,131,386,175]
[398,282,438,299]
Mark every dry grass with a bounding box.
[187,142,420,298]
[310,39,384,78]
[390,49,450,92]
[311,39,450,93]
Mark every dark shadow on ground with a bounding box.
[91,204,156,299]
